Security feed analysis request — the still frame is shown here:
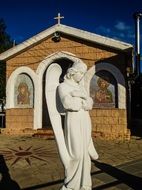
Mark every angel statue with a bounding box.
[46,61,99,190]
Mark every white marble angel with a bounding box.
[46,61,99,190]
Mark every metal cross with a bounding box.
[54,13,64,25]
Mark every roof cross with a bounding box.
[54,13,64,25]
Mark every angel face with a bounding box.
[72,71,85,83]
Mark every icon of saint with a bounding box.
[95,77,113,104]
[17,82,30,105]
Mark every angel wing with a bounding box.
[81,67,94,95]
[45,63,70,167]
[80,67,99,160]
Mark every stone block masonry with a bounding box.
[90,109,130,140]
[4,108,34,135]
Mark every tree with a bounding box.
[0,61,6,99]
[0,18,13,53]
[0,18,13,101]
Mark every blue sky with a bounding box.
[0,0,142,47]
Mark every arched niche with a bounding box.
[84,62,126,109]
[90,70,118,108]
[6,66,37,109]
[14,73,34,108]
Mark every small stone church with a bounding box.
[0,22,133,140]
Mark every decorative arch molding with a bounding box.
[84,62,126,109]
[36,51,85,75]
[6,66,38,129]
[6,66,37,108]
[36,51,86,129]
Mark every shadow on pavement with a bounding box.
[21,179,64,190]
[0,154,21,190]
[92,160,142,190]
[21,161,142,190]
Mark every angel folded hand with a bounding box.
[70,89,87,99]
[82,97,93,111]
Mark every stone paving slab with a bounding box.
[93,159,142,190]
[0,135,142,189]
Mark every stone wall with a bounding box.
[4,108,34,135]
[6,35,127,78]
[90,109,130,140]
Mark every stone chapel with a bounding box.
[0,23,133,140]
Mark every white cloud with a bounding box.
[114,21,130,31]
[127,34,135,39]
[95,26,111,35]
[95,22,135,44]
[119,33,125,38]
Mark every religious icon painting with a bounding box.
[90,70,117,108]
[14,74,34,108]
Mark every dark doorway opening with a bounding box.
[42,58,73,129]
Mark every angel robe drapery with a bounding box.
[58,79,98,190]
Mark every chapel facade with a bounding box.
[0,24,133,140]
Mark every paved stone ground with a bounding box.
[0,134,142,190]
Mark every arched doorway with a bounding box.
[35,51,87,130]
[42,58,73,129]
